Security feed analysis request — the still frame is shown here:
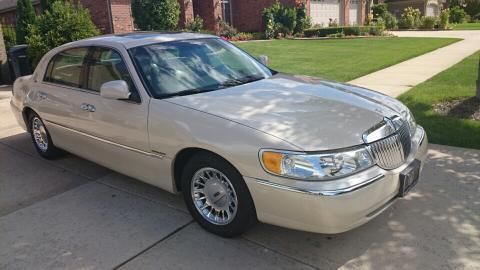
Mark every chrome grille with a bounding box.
[369,123,412,170]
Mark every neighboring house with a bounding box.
[0,0,367,35]
[380,0,442,17]
[186,0,367,31]
[0,0,134,34]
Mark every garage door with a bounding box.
[310,0,341,27]
[349,0,359,25]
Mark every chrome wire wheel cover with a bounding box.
[191,167,238,225]
[32,117,48,152]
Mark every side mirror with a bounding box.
[258,55,269,66]
[100,80,131,100]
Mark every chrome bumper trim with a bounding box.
[254,174,385,196]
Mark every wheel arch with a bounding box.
[22,106,36,132]
[172,147,243,192]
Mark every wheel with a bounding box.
[28,112,63,159]
[181,152,257,237]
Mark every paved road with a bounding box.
[349,30,480,97]
[1,88,479,269]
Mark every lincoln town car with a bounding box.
[10,32,428,237]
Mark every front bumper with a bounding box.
[245,126,428,234]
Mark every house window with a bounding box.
[220,0,233,25]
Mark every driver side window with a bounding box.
[87,47,140,101]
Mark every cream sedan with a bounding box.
[10,32,428,237]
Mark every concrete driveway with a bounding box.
[1,88,479,270]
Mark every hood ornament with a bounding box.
[363,116,404,144]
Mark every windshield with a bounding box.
[129,38,273,98]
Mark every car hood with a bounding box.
[166,74,407,151]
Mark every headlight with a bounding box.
[401,108,417,135]
[260,147,374,181]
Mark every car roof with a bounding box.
[64,31,218,49]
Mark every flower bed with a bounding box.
[304,26,385,38]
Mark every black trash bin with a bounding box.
[8,45,32,81]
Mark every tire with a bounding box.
[28,112,63,159]
[181,152,257,237]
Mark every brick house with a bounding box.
[183,0,366,32]
[0,0,366,34]
[0,0,134,34]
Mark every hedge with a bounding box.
[304,26,384,37]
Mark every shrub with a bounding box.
[131,0,180,30]
[399,7,421,29]
[421,16,438,29]
[2,25,16,51]
[16,0,36,44]
[185,15,203,32]
[383,12,398,29]
[277,6,297,35]
[304,26,384,37]
[294,1,311,34]
[26,1,99,67]
[372,3,388,19]
[326,31,345,38]
[262,1,298,38]
[217,19,237,38]
[228,32,254,41]
[439,9,450,29]
[465,0,480,18]
[449,6,467,23]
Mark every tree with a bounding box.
[16,0,36,44]
[40,0,54,11]
[26,1,99,66]
[131,0,180,30]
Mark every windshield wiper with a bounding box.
[159,88,218,98]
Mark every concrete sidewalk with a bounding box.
[348,30,480,97]
[1,93,479,269]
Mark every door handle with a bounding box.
[38,92,47,100]
[80,103,96,112]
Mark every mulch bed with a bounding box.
[433,97,480,121]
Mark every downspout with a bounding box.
[107,0,114,34]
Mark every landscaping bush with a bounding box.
[228,32,254,41]
[372,3,388,19]
[439,8,450,29]
[263,2,297,37]
[263,1,310,38]
[26,1,99,66]
[217,19,238,38]
[131,0,180,30]
[465,0,480,18]
[449,6,467,23]
[184,15,203,32]
[294,1,311,34]
[16,0,36,44]
[398,7,421,29]
[383,12,398,29]
[304,26,384,37]
[2,25,16,51]
[421,16,438,29]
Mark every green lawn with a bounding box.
[398,51,480,149]
[238,37,459,82]
[452,22,480,30]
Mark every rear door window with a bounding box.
[45,47,89,88]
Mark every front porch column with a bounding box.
[178,0,194,28]
[192,0,221,31]
[343,0,350,25]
